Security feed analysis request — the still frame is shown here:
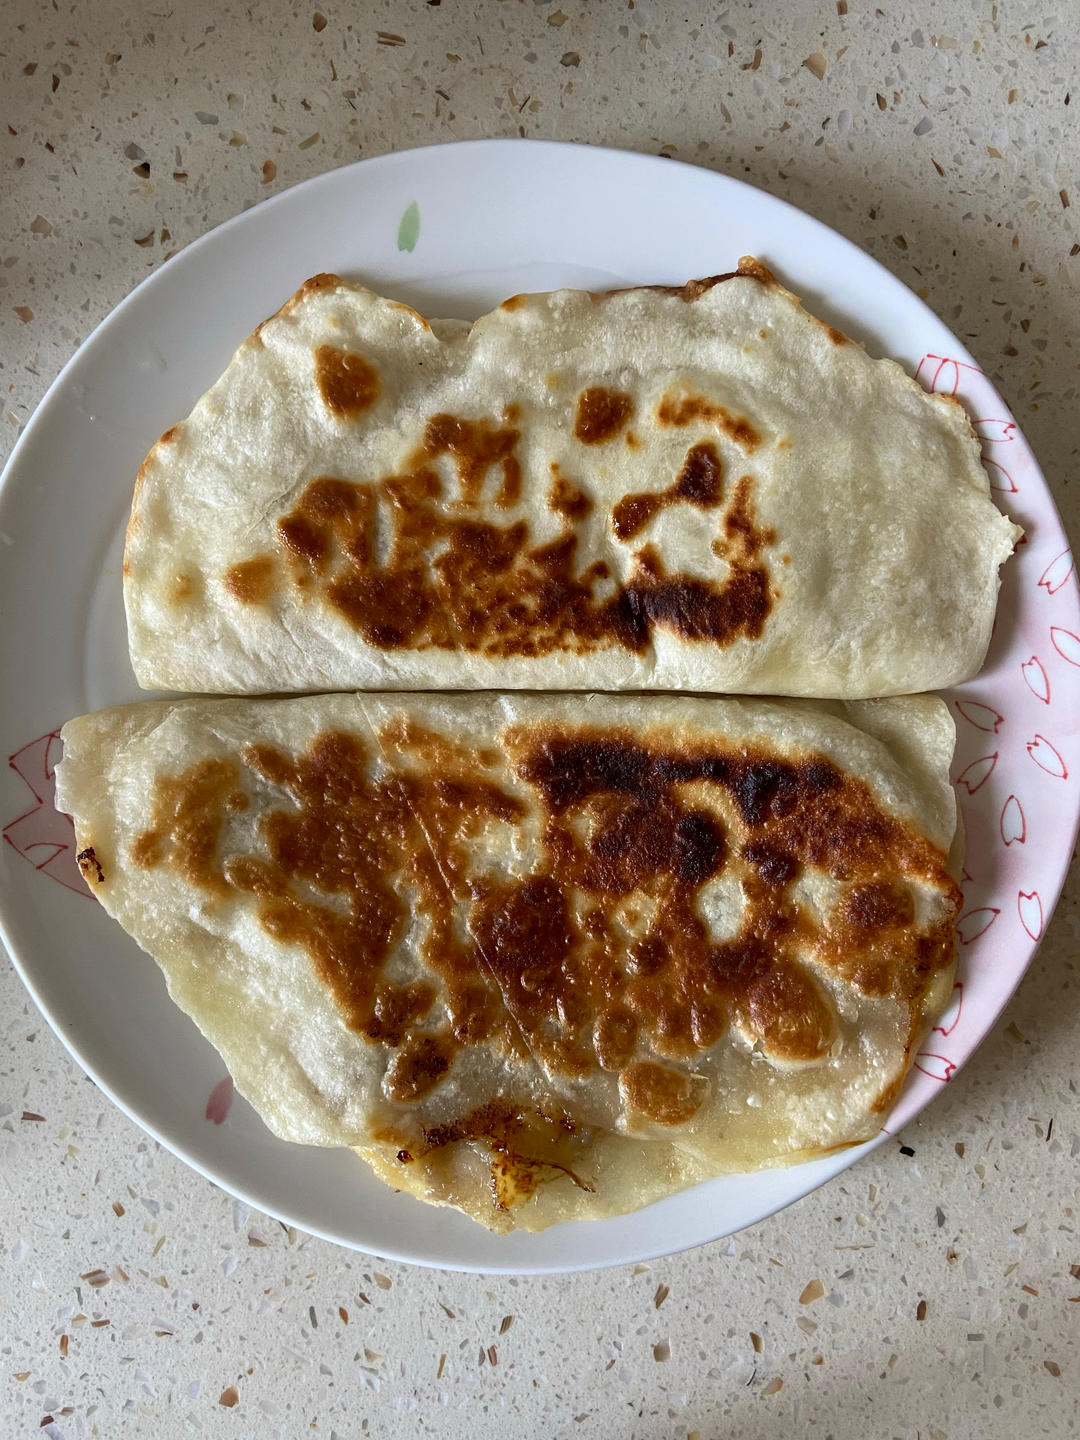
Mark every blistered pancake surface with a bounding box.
[123,261,1018,697]
[57,692,961,1232]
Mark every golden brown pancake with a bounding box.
[56,691,961,1232]
[123,260,1018,698]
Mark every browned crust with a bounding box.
[125,423,183,557]
[734,255,777,286]
[253,272,346,341]
[248,259,775,357]
[242,259,776,368]
[76,845,105,886]
[590,256,777,306]
[385,299,432,331]
[125,458,150,548]
[127,278,348,570]
[120,257,813,608]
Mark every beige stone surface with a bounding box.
[1,1,1077,1436]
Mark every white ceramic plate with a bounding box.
[2,140,1077,1274]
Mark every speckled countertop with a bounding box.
[2,2,1079,1436]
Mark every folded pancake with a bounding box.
[124,260,1019,698]
[56,692,961,1232]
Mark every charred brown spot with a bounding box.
[471,877,578,1065]
[385,1035,454,1102]
[657,392,761,453]
[474,875,572,982]
[611,493,662,544]
[500,293,525,311]
[621,1061,702,1126]
[737,954,835,1062]
[821,880,928,1001]
[313,344,380,418]
[548,466,592,522]
[132,729,528,1052]
[76,846,105,885]
[627,936,667,976]
[419,1102,596,1207]
[365,981,436,1045]
[825,325,849,345]
[131,758,242,893]
[224,555,276,604]
[447,981,498,1045]
[574,387,633,445]
[731,756,840,826]
[278,478,368,576]
[673,811,727,883]
[845,881,915,932]
[742,841,799,888]
[621,547,771,647]
[593,1008,639,1070]
[254,417,773,658]
[517,727,957,1062]
[418,413,521,506]
[675,442,725,505]
[726,476,775,560]
[612,441,724,541]
[422,1102,531,1152]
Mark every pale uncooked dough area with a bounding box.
[1,2,1077,1436]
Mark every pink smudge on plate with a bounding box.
[205,1076,234,1125]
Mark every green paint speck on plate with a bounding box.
[397,201,421,253]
